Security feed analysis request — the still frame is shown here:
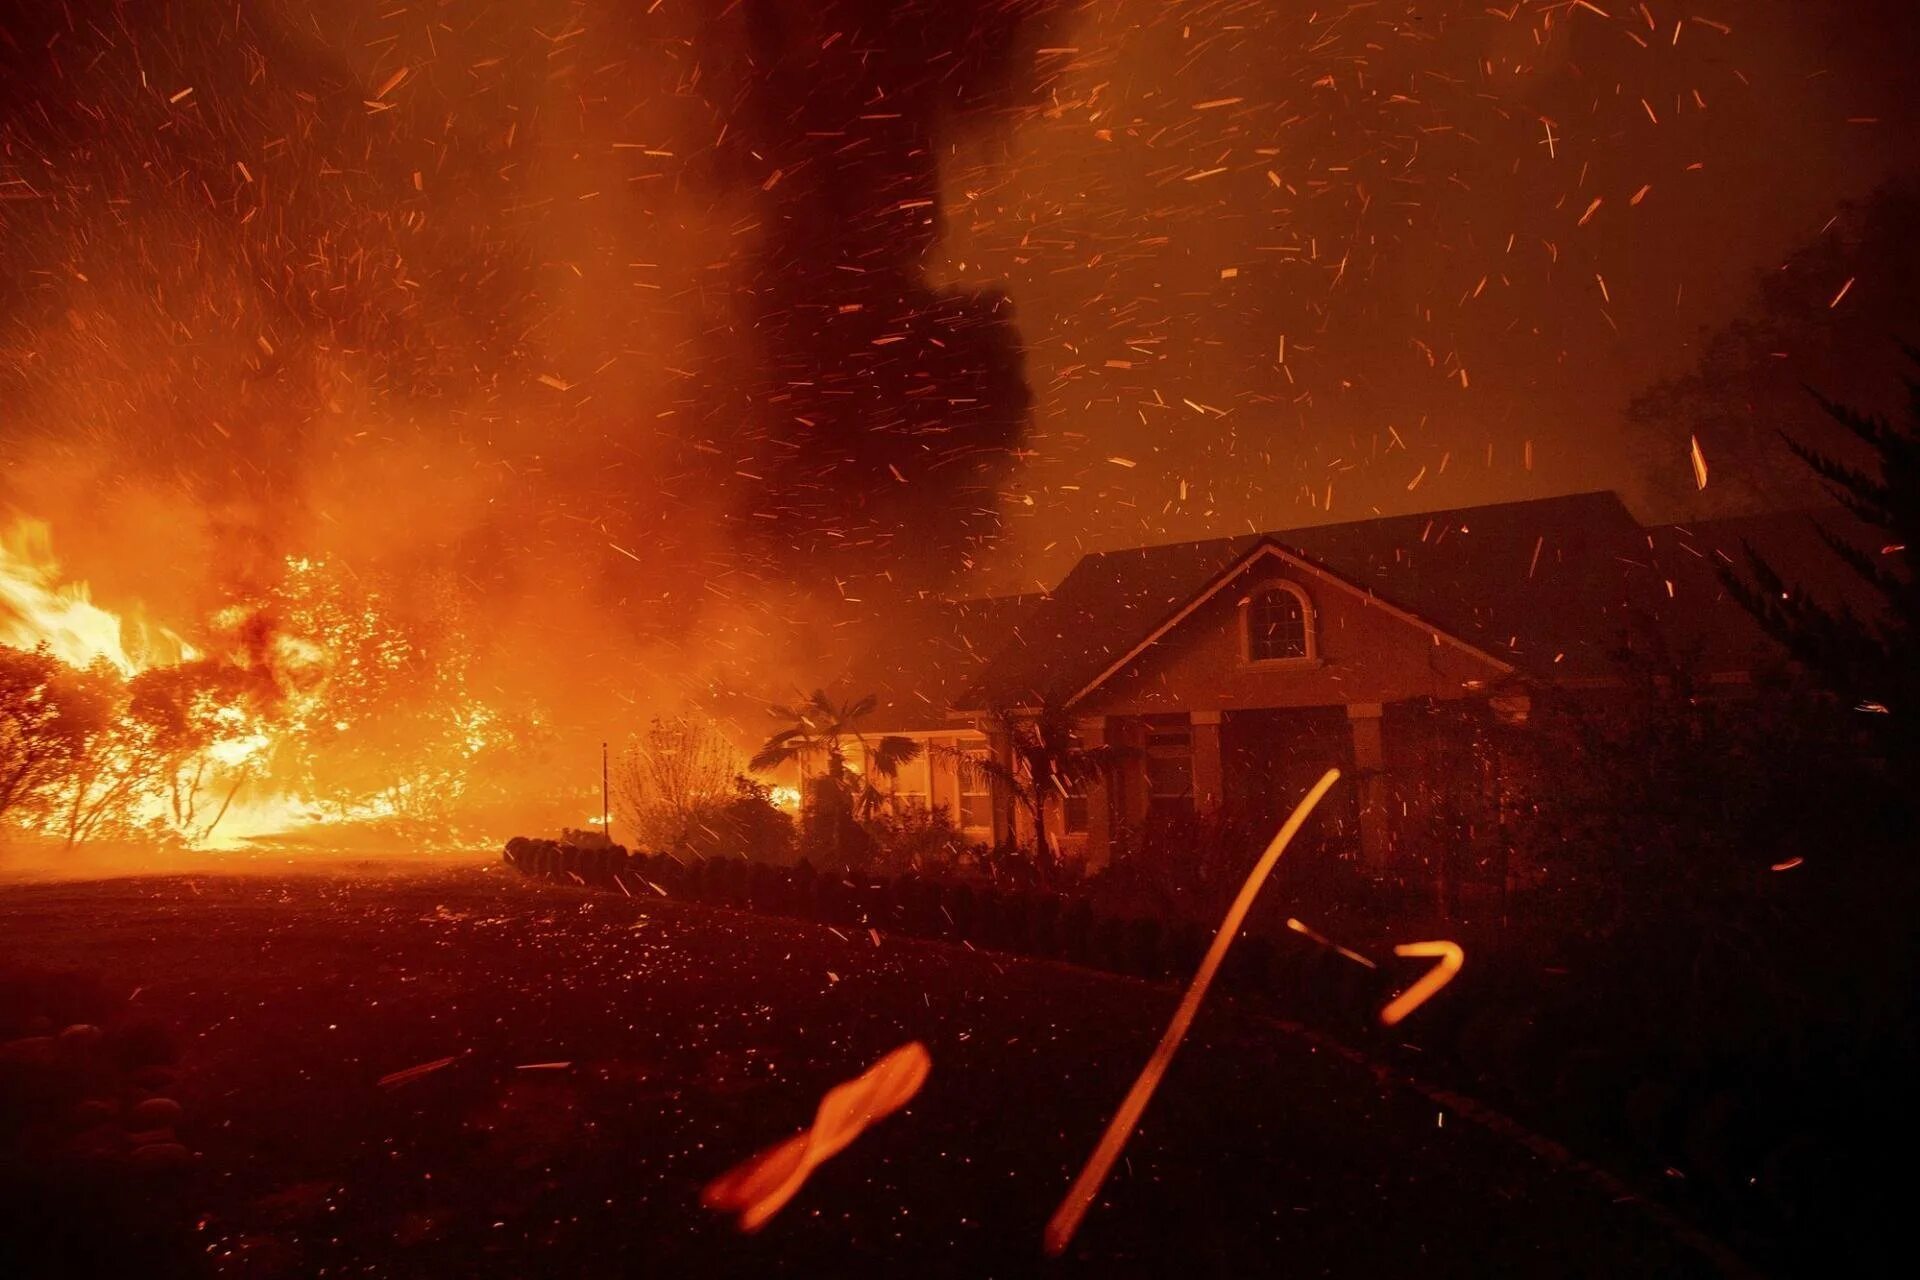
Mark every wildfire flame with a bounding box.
[0,520,195,675]
[1,515,524,854]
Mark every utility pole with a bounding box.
[602,740,611,845]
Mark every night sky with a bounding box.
[3,0,1918,713]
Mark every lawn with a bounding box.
[0,861,1722,1278]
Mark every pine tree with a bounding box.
[1723,346,1920,761]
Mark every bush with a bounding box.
[683,776,795,865]
[1095,806,1294,930]
[798,776,873,869]
[862,805,972,877]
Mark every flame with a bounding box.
[2,515,524,854]
[0,519,195,674]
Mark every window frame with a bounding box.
[957,749,993,836]
[1240,580,1317,666]
[1143,723,1194,823]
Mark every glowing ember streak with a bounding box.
[1771,856,1804,871]
[377,1055,457,1088]
[1044,769,1341,1257]
[1379,941,1466,1027]
[1286,917,1377,968]
[1689,434,1710,490]
[704,1041,931,1233]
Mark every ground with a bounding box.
[0,861,1726,1278]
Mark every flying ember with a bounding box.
[1,0,1916,1275]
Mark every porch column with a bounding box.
[1078,717,1113,872]
[1117,719,1150,828]
[928,738,954,817]
[1347,702,1392,872]
[986,724,1016,847]
[1190,710,1224,814]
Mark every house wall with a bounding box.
[1078,556,1509,719]
[850,729,992,844]
[1067,556,1512,872]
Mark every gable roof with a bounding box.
[960,491,1706,709]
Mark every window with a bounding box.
[884,745,931,816]
[958,751,992,833]
[1059,729,1090,840]
[1245,582,1312,662]
[1063,783,1091,834]
[1145,724,1193,822]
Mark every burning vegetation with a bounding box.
[4,1,1920,1273]
[1,518,545,853]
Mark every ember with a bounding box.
[3,0,1918,1274]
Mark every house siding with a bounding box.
[1077,557,1509,719]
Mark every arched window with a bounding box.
[1244,582,1313,663]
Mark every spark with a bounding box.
[704,1042,930,1233]
[1044,770,1341,1257]
[1285,917,1376,968]
[377,1055,458,1088]
[1379,941,1466,1027]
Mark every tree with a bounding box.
[748,690,920,800]
[1630,180,1920,514]
[125,659,276,845]
[1721,348,1920,764]
[687,775,795,864]
[613,715,744,850]
[45,660,166,849]
[749,690,920,865]
[947,705,1123,879]
[0,643,111,832]
[2,643,274,850]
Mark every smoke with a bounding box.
[0,1,1070,708]
[695,0,1067,579]
[6,0,1920,835]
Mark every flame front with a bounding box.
[0,520,195,676]
[1,516,528,854]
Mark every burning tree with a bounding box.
[0,643,279,850]
[258,556,535,836]
[0,645,112,834]
[125,661,278,846]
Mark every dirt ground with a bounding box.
[0,861,1728,1278]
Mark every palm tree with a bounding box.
[948,705,1126,879]
[750,692,922,861]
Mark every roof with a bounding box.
[959,491,1800,709]
[832,592,1046,732]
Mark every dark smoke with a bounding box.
[697,0,1067,584]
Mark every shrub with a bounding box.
[862,805,971,877]
[798,775,873,869]
[684,775,796,864]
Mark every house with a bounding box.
[832,491,1866,875]
[821,592,1045,846]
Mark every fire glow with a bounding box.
[0,516,521,853]
[0,521,195,675]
